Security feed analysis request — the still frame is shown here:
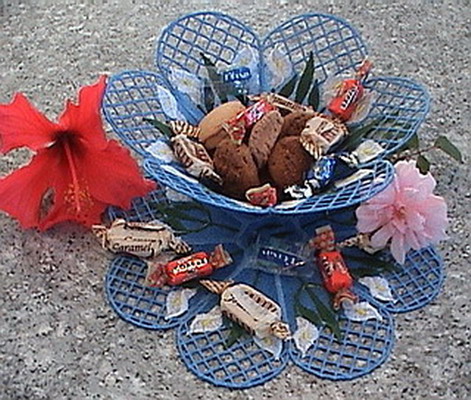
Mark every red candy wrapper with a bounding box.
[146,244,232,287]
[225,99,275,144]
[246,184,277,207]
[310,225,357,309]
[327,59,372,122]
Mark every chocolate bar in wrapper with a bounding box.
[310,225,357,309]
[146,245,232,287]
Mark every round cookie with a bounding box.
[213,139,261,200]
[268,136,312,190]
[198,101,246,151]
[279,110,317,138]
[248,110,283,169]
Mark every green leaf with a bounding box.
[434,136,463,163]
[305,287,342,340]
[416,155,431,174]
[295,52,315,103]
[307,79,320,110]
[143,118,173,138]
[343,253,400,274]
[405,133,420,149]
[200,52,228,103]
[278,74,298,97]
[336,117,382,152]
[203,81,215,113]
[295,302,323,326]
[224,322,247,349]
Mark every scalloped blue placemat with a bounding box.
[104,186,444,388]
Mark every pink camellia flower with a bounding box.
[356,160,448,264]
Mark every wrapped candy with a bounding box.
[171,134,222,184]
[309,225,357,309]
[199,279,291,340]
[146,244,232,287]
[284,140,384,200]
[92,218,191,258]
[327,59,373,122]
[246,183,278,207]
[223,99,275,144]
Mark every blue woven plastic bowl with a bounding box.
[102,12,430,215]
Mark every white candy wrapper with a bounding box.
[146,139,176,163]
[253,335,283,359]
[168,68,203,105]
[342,300,383,322]
[359,276,396,302]
[293,317,320,358]
[189,306,224,334]
[266,45,294,89]
[165,288,197,320]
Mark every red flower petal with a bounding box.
[0,93,57,153]
[81,140,156,209]
[0,149,62,229]
[58,75,109,150]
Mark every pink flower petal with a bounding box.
[390,233,406,264]
[370,223,394,249]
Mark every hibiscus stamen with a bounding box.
[63,138,82,213]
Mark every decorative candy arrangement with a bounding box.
[0,11,462,390]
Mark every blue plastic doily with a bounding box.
[103,186,444,388]
[102,12,430,215]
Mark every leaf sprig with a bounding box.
[277,52,320,111]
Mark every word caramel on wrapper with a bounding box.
[146,244,232,287]
[92,218,191,258]
[200,279,291,340]
[223,99,275,144]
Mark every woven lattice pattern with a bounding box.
[103,185,444,387]
[102,12,431,215]
[143,158,395,215]
[355,246,444,313]
[289,304,394,380]
[261,13,367,85]
[177,312,288,388]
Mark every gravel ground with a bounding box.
[0,1,470,399]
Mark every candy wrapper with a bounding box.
[284,140,384,200]
[245,184,277,207]
[309,225,357,309]
[171,133,222,184]
[146,244,232,287]
[223,99,275,144]
[250,235,310,277]
[199,279,291,340]
[92,218,191,258]
[326,59,373,122]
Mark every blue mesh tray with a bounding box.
[102,12,430,215]
[104,186,444,388]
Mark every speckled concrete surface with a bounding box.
[0,1,470,399]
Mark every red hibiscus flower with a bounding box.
[0,76,156,230]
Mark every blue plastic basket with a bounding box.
[104,186,444,388]
[102,12,430,215]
